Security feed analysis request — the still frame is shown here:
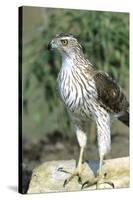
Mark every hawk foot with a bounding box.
[81,174,115,190]
[58,164,84,187]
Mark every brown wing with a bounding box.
[94,72,129,114]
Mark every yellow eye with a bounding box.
[61,39,68,46]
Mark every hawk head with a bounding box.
[48,33,82,56]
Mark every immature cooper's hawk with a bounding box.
[48,33,129,189]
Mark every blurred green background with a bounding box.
[22,6,129,140]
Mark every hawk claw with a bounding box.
[81,178,98,190]
[81,181,92,190]
[104,181,115,188]
[58,165,84,187]
[63,173,83,187]
[78,176,82,184]
[63,179,68,187]
[57,167,63,171]
[81,178,115,190]
[57,167,71,174]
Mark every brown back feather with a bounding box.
[94,72,129,114]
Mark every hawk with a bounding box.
[48,33,129,189]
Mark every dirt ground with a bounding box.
[21,129,129,193]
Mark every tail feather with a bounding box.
[118,111,129,127]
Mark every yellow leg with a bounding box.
[77,147,84,169]
[58,147,85,187]
[96,155,105,187]
[97,155,104,178]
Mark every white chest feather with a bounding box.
[56,55,98,119]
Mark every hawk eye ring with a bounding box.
[61,39,68,46]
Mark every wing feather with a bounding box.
[94,72,129,113]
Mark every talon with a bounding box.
[104,181,115,188]
[78,176,82,184]
[81,181,90,190]
[57,167,71,174]
[63,179,68,187]
[96,179,115,189]
[57,167,63,171]
[104,172,107,177]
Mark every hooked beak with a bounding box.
[48,40,57,51]
[48,41,52,51]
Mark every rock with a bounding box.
[27,157,129,194]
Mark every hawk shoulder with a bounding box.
[93,71,129,113]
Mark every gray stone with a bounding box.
[27,157,129,194]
